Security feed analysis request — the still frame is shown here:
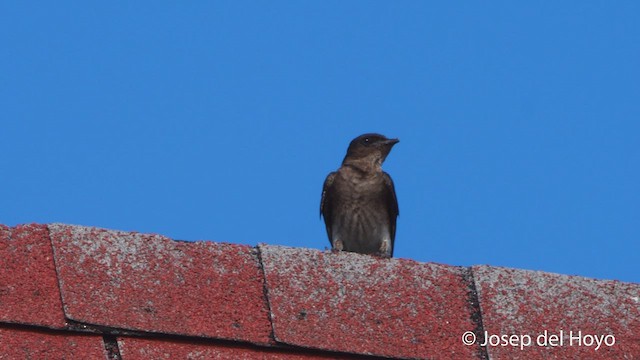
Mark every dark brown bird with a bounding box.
[320,133,399,257]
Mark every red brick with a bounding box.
[473,265,640,359]
[118,337,360,359]
[48,224,271,344]
[0,224,66,328]
[259,245,481,359]
[0,326,105,359]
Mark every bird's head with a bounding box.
[342,133,399,168]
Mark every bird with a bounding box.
[320,133,399,258]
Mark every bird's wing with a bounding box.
[382,172,399,257]
[320,172,337,245]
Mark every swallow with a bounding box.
[320,133,399,257]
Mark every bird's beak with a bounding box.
[384,138,399,146]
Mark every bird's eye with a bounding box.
[362,137,370,145]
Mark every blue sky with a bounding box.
[2,2,638,283]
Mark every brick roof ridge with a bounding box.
[0,223,638,359]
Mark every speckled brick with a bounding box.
[48,224,272,344]
[0,224,66,328]
[0,326,105,359]
[259,245,481,360]
[473,265,640,359]
[117,337,361,359]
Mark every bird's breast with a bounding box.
[328,170,392,254]
[337,172,385,200]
